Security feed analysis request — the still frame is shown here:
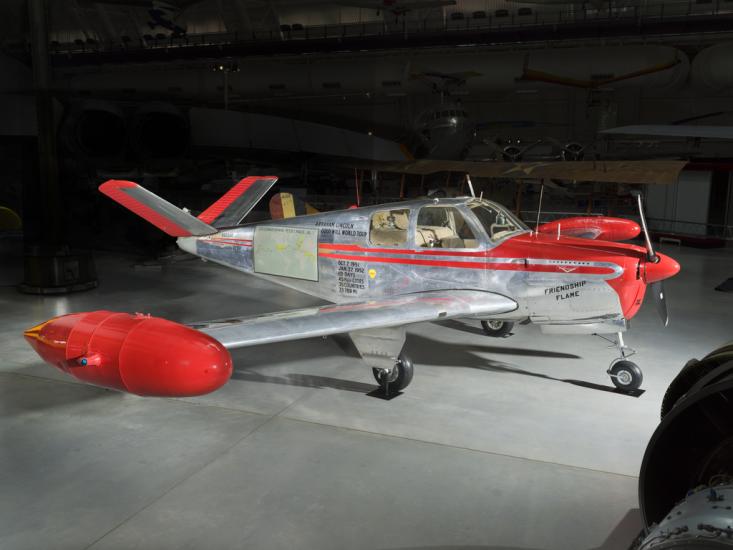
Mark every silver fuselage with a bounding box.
[178,198,629,333]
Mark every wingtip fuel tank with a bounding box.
[24,311,232,397]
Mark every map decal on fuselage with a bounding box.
[253,226,319,281]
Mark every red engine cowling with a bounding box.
[24,311,232,397]
[537,216,641,242]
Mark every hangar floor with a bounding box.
[2,243,732,550]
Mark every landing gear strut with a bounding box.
[606,332,643,392]
[372,353,414,395]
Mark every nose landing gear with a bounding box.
[605,332,643,392]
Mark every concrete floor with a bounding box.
[2,241,732,550]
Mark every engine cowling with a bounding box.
[537,216,641,242]
[24,311,232,397]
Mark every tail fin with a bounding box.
[268,192,319,220]
[198,176,278,228]
[99,180,217,237]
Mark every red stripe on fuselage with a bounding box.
[318,252,614,275]
[200,238,619,275]
[319,243,490,257]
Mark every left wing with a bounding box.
[191,290,517,349]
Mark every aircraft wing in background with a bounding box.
[333,0,456,10]
[602,125,733,140]
[372,159,688,184]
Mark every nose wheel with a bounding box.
[373,354,414,396]
[608,360,643,391]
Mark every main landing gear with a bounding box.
[605,332,643,392]
[481,320,514,338]
[372,353,414,395]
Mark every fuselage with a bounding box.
[178,197,677,333]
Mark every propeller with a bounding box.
[634,191,669,326]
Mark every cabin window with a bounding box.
[416,206,478,248]
[370,209,410,246]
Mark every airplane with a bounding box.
[24,176,680,400]
[86,0,198,37]
[147,1,187,36]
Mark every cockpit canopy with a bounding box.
[368,199,528,249]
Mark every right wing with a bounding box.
[191,290,517,349]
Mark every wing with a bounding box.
[602,125,733,140]
[191,290,517,349]
[372,159,687,185]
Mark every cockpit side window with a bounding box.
[370,209,410,246]
[415,206,478,248]
[470,203,525,242]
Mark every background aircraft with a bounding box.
[86,0,201,36]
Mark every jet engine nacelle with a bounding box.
[61,100,128,162]
[537,216,641,242]
[24,311,232,397]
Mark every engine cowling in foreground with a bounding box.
[24,311,232,397]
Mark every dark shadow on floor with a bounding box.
[471,362,644,397]
[231,369,375,393]
[406,335,643,397]
[431,321,580,359]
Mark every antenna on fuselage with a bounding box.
[535,179,545,233]
[465,174,475,198]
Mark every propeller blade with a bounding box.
[634,192,657,262]
[651,280,669,326]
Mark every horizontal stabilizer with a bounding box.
[99,180,217,237]
[198,176,278,227]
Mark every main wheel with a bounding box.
[609,360,643,391]
[481,320,514,338]
[372,354,414,392]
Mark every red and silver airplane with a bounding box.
[24,177,679,398]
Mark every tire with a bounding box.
[372,354,414,392]
[660,358,720,419]
[481,320,514,338]
[609,360,643,392]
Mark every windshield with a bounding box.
[469,201,528,242]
